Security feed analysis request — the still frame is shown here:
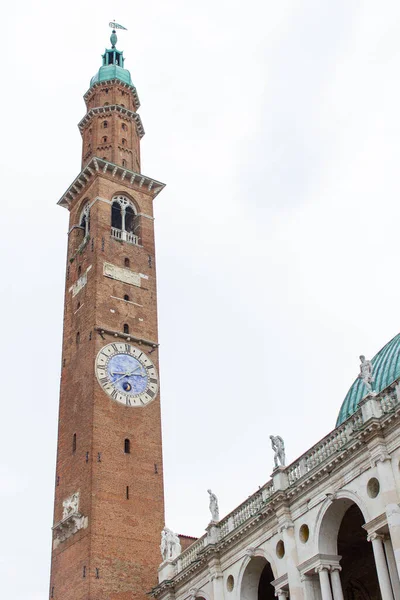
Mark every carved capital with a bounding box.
[330,565,342,573]
[375,452,391,465]
[325,493,337,504]
[315,565,330,574]
[279,520,294,533]
[368,533,385,543]
[245,547,257,557]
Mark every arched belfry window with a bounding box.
[110,195,139,245]
[79,202,90,238]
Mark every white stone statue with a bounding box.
[160,527,181,561]
[358,355,376,395]
[270,435,285,469]
[62,492,80,519]
[207,489,219,521]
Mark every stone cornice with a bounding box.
[362,512,387,536]
[83,79,140,110]
[297,553,342,577]
[57,157,166,208]
[78,104,145,138]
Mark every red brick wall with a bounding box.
[81,83,141,172]
[50,174,165,600]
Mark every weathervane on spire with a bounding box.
[109,21,128,49]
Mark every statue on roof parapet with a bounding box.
[207,489,219,522]
[358,355,377,396]
[270,435,285,469]
[160,527,181,562]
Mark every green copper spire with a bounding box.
[90,25,132,88]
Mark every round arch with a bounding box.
[111,191,139,214]
[188,589,211,600]
[237,549,277,600]
[315,490,370,555]
[78,199,91,237]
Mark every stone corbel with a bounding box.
[52,512,88,549]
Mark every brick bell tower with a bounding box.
[49,27,166,600]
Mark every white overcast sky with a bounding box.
[2,1,400,597]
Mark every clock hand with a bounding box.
[112,372,131,384]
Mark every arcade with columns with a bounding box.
[153,334,400,600]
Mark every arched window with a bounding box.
[103,121,108,128]
[78,266,82,276]
[102,136,108,143]
[76,332,80,344]
[122,138,127,146]
[124,257,130,267]
[122,159,127,167]
[104,102,109,106]
[123,324,129,334]
[124,294,130,301]
[111,201,122,230]
[124,438,130,453]
[72,433,77,453]
[79,202,90,238]
[122,123,127,131]
[110,196,138,245]
[125,205,135,234]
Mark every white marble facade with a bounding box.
[152,385,400,600]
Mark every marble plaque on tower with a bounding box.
[103,262,141,287]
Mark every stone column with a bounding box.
[301,574,319,600]
[369,533,394,600]
[280,521,304,600]
[208,554,224,600]
[275,591,289,600]
[374,453,400,580]
[384,536,400,600]
[330,568,344,600]
[316,567,333,600]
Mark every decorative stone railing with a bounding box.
[111,227,138,245]
[178,536,207,571]
[164,383,400,580]
[169,480,275,577]
[286,409,363,485]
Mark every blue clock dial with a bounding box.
[95,343,159,407]
[107,354,148,395]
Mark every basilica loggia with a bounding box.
[153,334,400,600]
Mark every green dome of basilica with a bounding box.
[336,333,400,426]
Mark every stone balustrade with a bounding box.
[111,226,138,245]
[168,385,400,578]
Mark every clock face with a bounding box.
[95,342,159,407]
